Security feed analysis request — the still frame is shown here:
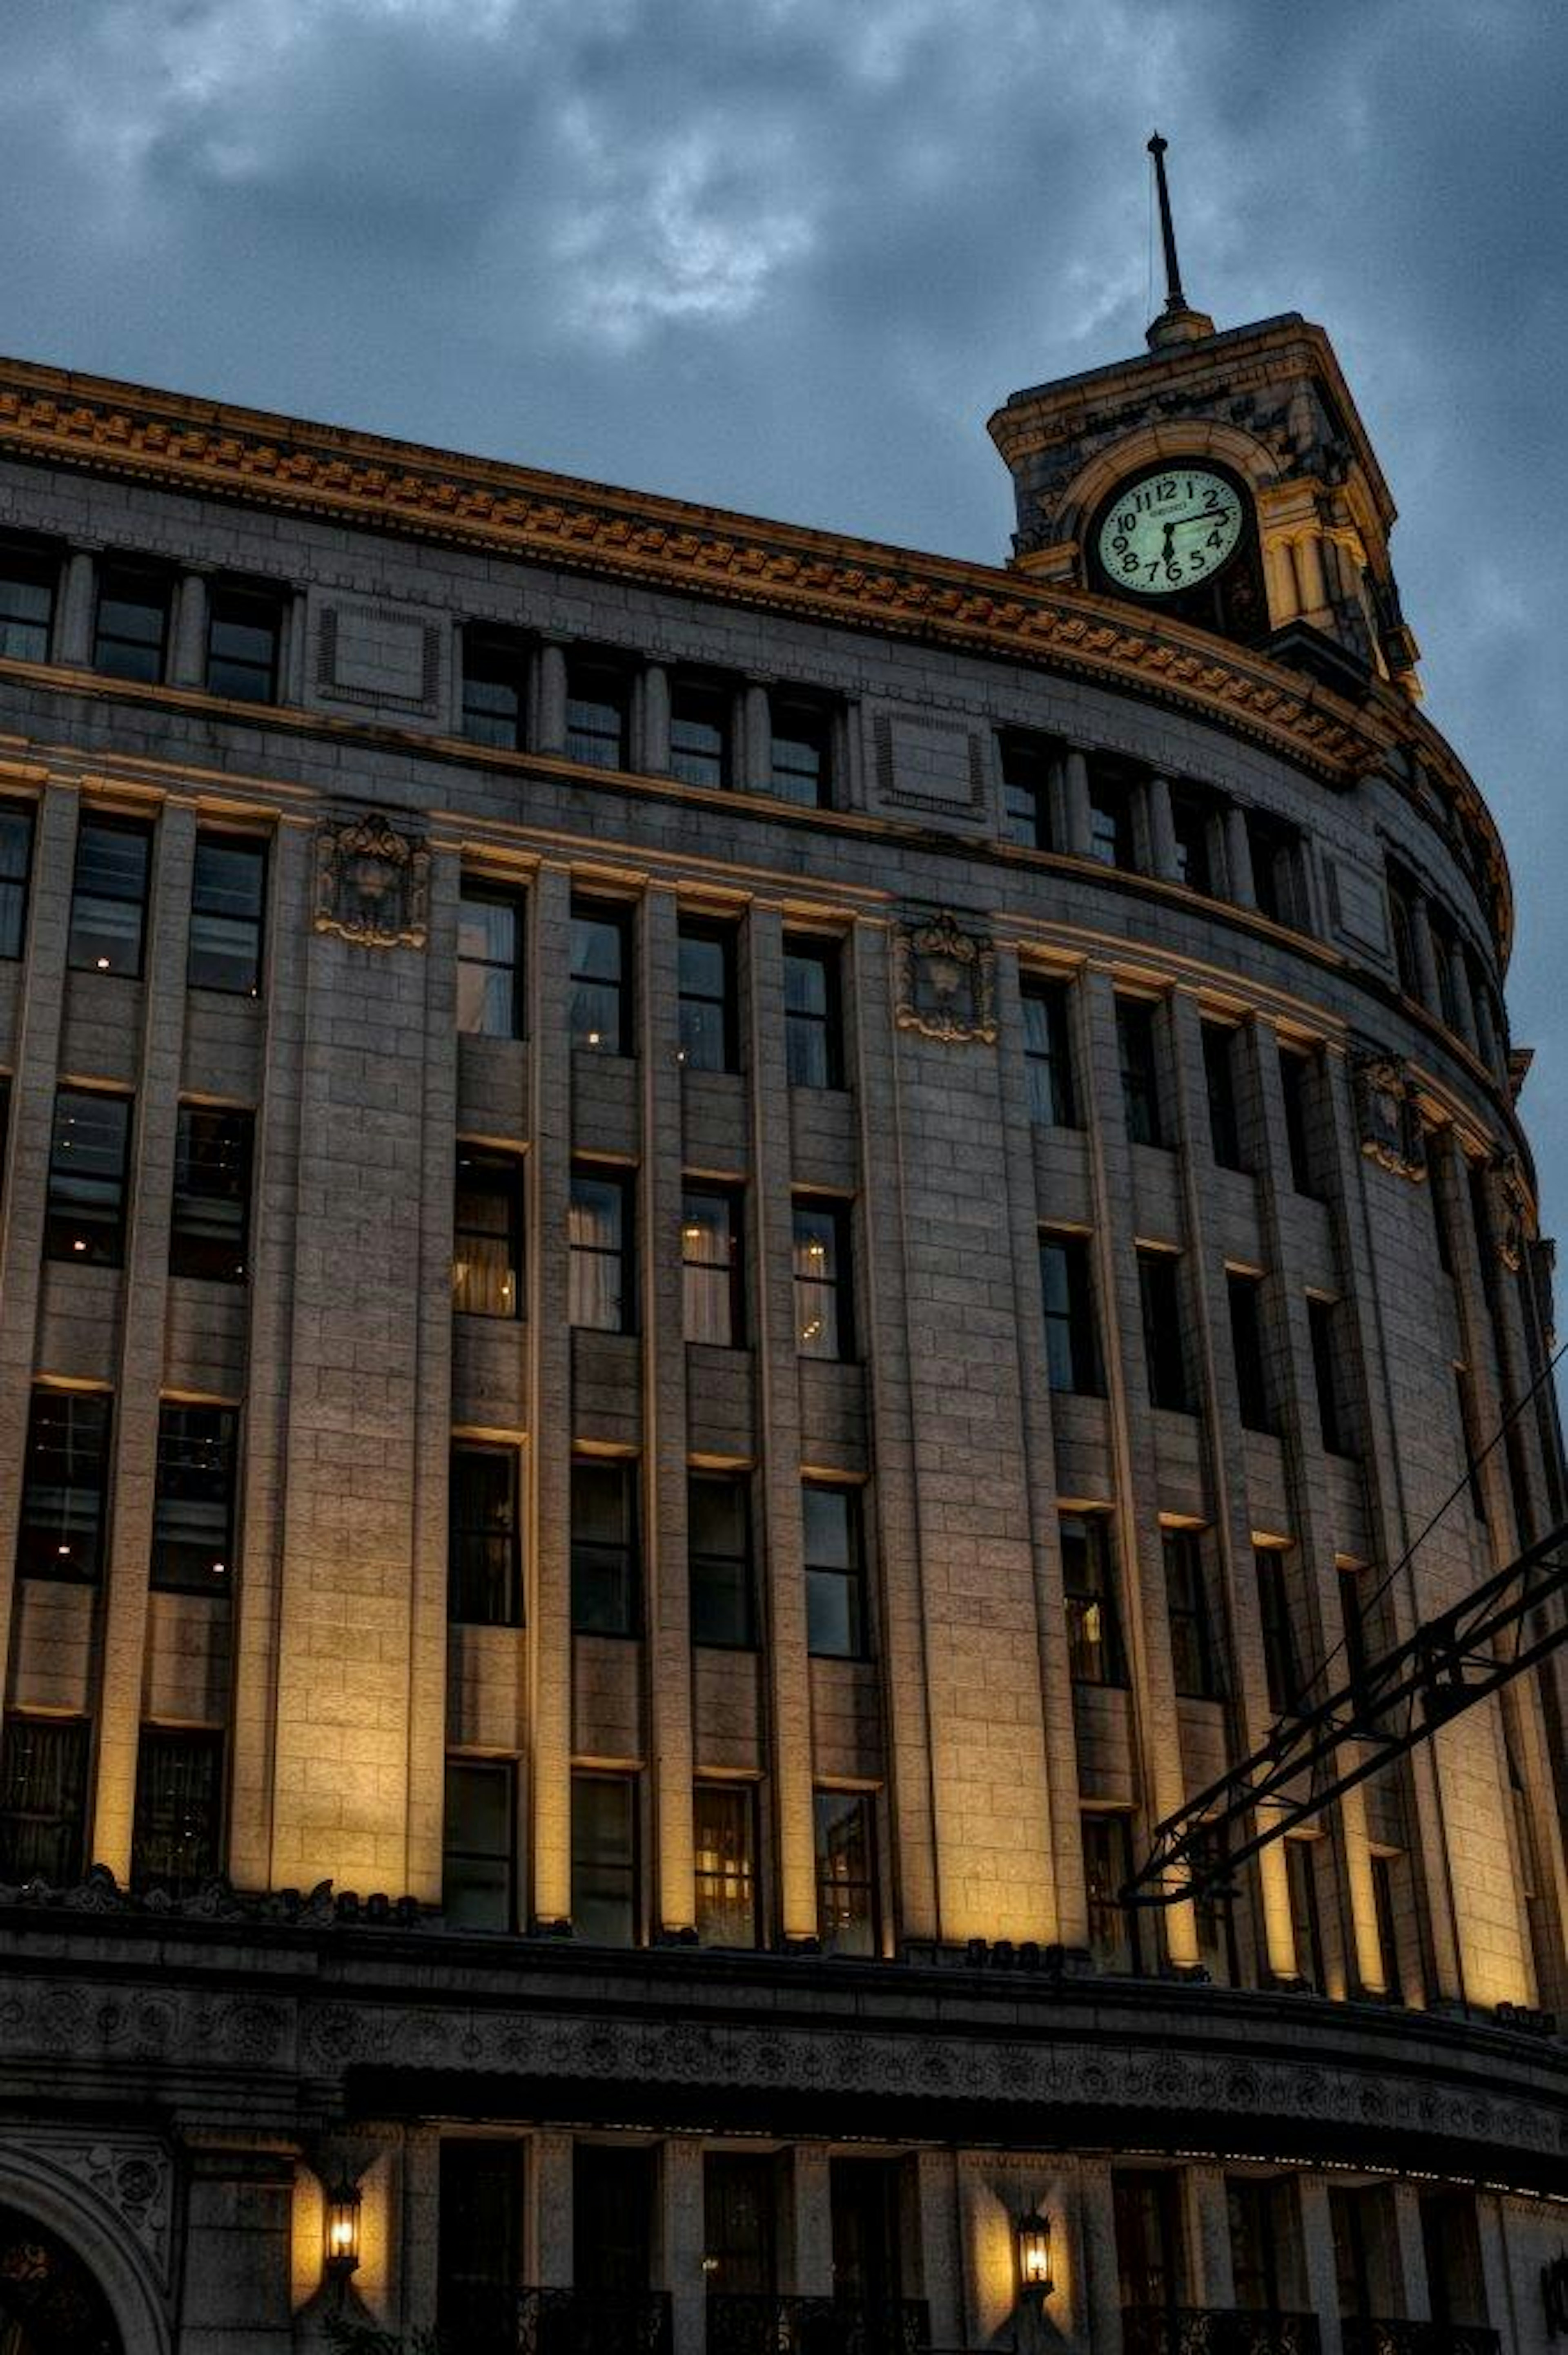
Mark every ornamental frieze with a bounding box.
[314,812,431,949]
[892,911,998,1046]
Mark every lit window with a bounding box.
[694,1782,757,1945]
[46,1088,131,1266]
[813,1788,877,1957]
[16,1391,111,1583]
[793,1198,852,1361]
[68,816,151,977]
[683,1186,743,1347]
[453,1148,523,1319]
[1061,1512,1125,1686]
[151,1404,237,1593]
[569,899,632,1054]
[569,1165,632,1332]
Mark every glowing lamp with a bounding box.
[324,2176,362,2283]
[1016,2210,1053,2299]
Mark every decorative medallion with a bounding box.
[1350,1047,1426,1182]
[1488,1151,1531,1271]
[314,813,430,949]
[893,910,998,1046]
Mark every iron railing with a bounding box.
[438,2285,673,2355]
[1341,2324,1500,2355]
[1122,2309,1322,2355]
[706,2294,931,2355]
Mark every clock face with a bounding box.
[1096,465,1246,598]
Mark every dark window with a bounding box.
[1428,1153,1454,1274]
[442,1759,515,1929]
[1164,1528,1223,1699]
[570,1771,637,1942]
[1170,787,1215,894]
[999,733,1054,851]
[694,1781,757,1945]
[69,816,151,977]
[1285,1839,1326,1988]
[0,801,33,959]
[1309,1297,1350,1455]
[793,1197,853,1361]
[46,1088,130,1266]
[17,1390,111,1582]
[1338,1561,1372,1692]
[677,922,737,1073]
[1247,811,1300,927]
[151,1404,237,1593]
[0,1717,89,1884]
[0,540,57,663]
[1116,997,1163,1147]
[1040,1231,1100,1394]
[704,2154,778,2298]
[1061,1512,1125,1685]
[1454,1367,1488,1520]
[1021,978,1077,1126]
[205,582,282,703]
[570,1457,639,1636]
[1428,905,1466,1034]
[814,1787,877,1957]
[669,673,732,790]
[569,1165,632,1332]
[683,1186,744,1347]
[457,889,523,1039]
[438,2141,524,2339]
[171,1106,252,1282]
[1202,1022,1245,1171]
[1370,1853,1404,2000]
[1227,2180,1300,2315]
[461,626,528,750]
[1228,1273,1272,1433]
[1255,1547,1302,1715]
[569,899,632,1054]
[1278,1046,1319,1196]
[449,1443,521,1626]
[784,938,842,1088]
[131,1726,222,1895]
[689,1473,754,1648]
[453,1148,523,1320]
[93,562,172,683]
[804,1483,867,1659]
[1386,863,1421,998]
[189,833,265,995]
[769,694,833,808]
[1139,1250,1189,1412]
[1114,2170,1187,2310]
[565,651,631,769]
[1087,765,1135,869]
[1083,1813,1140,1972]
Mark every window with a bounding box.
[689,1472,754,1648]
[457,888,523,1039]
[683,1186,744,1347]
[151,1404,237,1592]
[570,1456,639,1636]
[565,650,631,769]
[804,1483,867,1659]
[1427,905,1466,1034]
[1255,1547,1301,1715]
[1116,997,1163,1147]
[1040,1231,1100,1395]
[0,539,57,662]
[669,673,732,790]
[1202,1022,1244,1171]
[569,898,632,1054]
[189,833,265,995]
[1369,1853,1404,2000]
[1164,1528,1223,1699]
[461,625,528,749]
[704,2154,778,2298]
[438,2142,525,2341]
[46,1088,130,1265]
[569,1165,632,1332]
[0,801,32,959]
[1228,2180,1301,2315]
[1139,1251,1189,1412]
[131,1727,223,1895]
[784,938,842,1089]
[205,582,283,703]
[571,1772,637,1943]
[453,1147,523,1319]
[68,816,151,977]
[1278,1046,1319,1196]
[1170,786,1215,894]
[999,733,1054,851]
[1114,2170,1187,2311]
[1309,1297,1350,1455]
[443,1759,515,1930]
[1021,977,1077,1127]
[1061,1513,1125,1685]
[1082,1813,1140,1971]
[93,561,172,683]
[1087,763,1135,869]
[1246,811,1300,927]
[694,1782,757,1945]
[171,1106,252,1281]
[814,1788,877,1957]
[0,1717,89,1884]
[768,693,833,808]
[1386,862,1421,998]
[793,1198,853,1361]
[17,1390,111,1581]
[677,921,737,1073]
[1285,1839,1326,1987]
[1228,1273,1272,1433]
[449,1443,521,1626]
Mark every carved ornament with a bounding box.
[893,911,998,1046]
[314,813,430,949]
[1488,1152,1532,1272]
[1350,1048,1427,1182]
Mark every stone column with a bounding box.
[529,865,576,1927]
[661,2138,707,2355]
[742,680,772,794]
[1391,2183,1432,2321]
[1076,2160,1122,2355]
[1297,2179,1343,2355]
[1408,896,1442,1017]
[1186,2167,1234,2307]
[913,2150,961,2350]
[178,2138,296,2351]
[171,569,209,688]
[532,2131,574,2285]
[535,641,568,756]
[1223,805,1256,910]
[641,661,670,775]
[398,2128,442,2339]
[57,546,99,666]
[1145,774,1180,882]
[1062,749,1093,859]
[788,2146,833,2297]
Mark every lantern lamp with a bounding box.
[324,2175,362,2285]
[1016,2209,1054,2299]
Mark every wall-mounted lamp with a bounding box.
[324,2176,362,2290]
[1016,2210,1054,2301]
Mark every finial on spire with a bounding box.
[1144,132,1215,350]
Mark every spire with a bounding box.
[1145,132,1215,349]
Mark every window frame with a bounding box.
[688,1471,756,1650]
[668,671,734,792]
[453,1145,525,1320]
[205,580,284,705]
[569,1163,634,1334]
[188,831,267,997]
[693,1779,759,1947]
[0,536,58,665]
[45,1086,131,1267]
[150,1401,238,1595]
[568,897,633,1056]
[570,1454,641,1637]
[130,1724,224,1896]
[564,649,632,770]
[768,691,834,808]
[998,732,1054,852]
[803,1480,870,1660]
[1060,1510,1127,1687]
[1020,976,1077,1128]
[442,1756,517,1931]
[457,884,525,1041]
[170,1104,253,1283]
[0,798,34,961]
[1116,995,1165,1148]
[783,936,843,1090]
[1039,1230,1101,1396]
[68,814,152,979]
[16,1389,113,1584]
[813,1785,879,1958]
[570,1768,639,1945]
[92,559,173,685]
[677,919,739,1075]
[448,1440,523,1628]
[793,1195,854,1363]
[460,624,530,751]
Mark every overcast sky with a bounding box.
[3,0,1565,1249]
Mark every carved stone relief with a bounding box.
[1350,1047,1427,1181]
[1488,1152,1532,1271]
[892,910,998,1046]
[314,814,430,949]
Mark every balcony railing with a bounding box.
[1122,2309,1322,2355]
[438,2286,673,2355]
[1341,2324,1500,2355]
[706,2293,932,2355]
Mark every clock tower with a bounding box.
[987,135,1423,700]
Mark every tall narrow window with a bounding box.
[813,1788,877,1957]
[1087,764,1135,868]
[0,800,33,959]
[1369,1853,1404,2001]
[1021,977,1077,1126]
[682,1186,743,1346]
[1386,862,1421,999]
[189,833,265,995]
[1164,1528,1223,1699]
[93,561,172,683]
[570,1456,639,1636]
[1061,1512,1125,1686]
[694,1782,757,1946]
[131,1727,223,1895]
[565,651,631,769]
[0,539,57,662]
[669,673,732,790]
[1255,1547,1301,1714]
[69,816,151,977]
[1082,1813,1140,1972]
[151,1404,237,1592]
[438,2142,525,2344]
[457,888,523,1039]
[1170,786,1216,894]
[17,1391,111,1582]
[1116,997,1164,1146]
[0,1717,89,1884]
[171,1106,252,1282]
[804,1483,867,1659]
[1113,2172,1187,2311]
[569,1165,632,1332]
[999,733,1054,851]
[784,938,842,1088]
[768,693,833,808]
[1278,1046,1320,1197]
[1246,811,1301,928]
[443,1759,515,1930]
[569,899,632,1054]
[448,1443,521,1626]
[677,921,737,1073]
[46,1088,130,1265]
[1039,1232,1100,1394]
[1285,1839,1326,1987]
[453,1147,523,1319]
[1227,1273,1272,1433]
[793,1198,853,1361]
[205,582,283,703]
[688,1473,754,1648]
[1309,1297,1350,1455]
[1139,1250,1189,1412]
[571,1772,638,1943]
[1202,1022,1245,1171]
[461,626,528,749]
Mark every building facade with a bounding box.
[0,297,1562,2355]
